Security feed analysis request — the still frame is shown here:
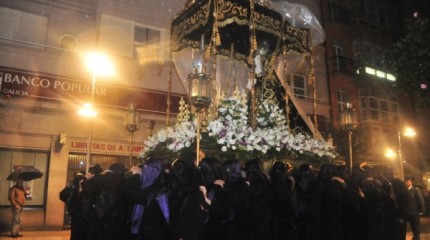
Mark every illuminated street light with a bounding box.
[80,52,114,173]
[385,148,396,158]
[385,127,416,180]
[78,103,97,117]
[397,127,416,180]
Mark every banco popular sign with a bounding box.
[0,67,181,112]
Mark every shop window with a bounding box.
[0,149,48,206]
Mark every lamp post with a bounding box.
[397,127,416,180]
[339,102,358,173]
[79,52,114,173]
[124,103,140,167]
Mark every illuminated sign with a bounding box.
[69,139,145,155]
[0,67,182,113]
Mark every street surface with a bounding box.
[1,216,430,239]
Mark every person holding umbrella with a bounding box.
[8,177,26,238]
[7,166,43,238]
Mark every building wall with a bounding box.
[320,0,428,180]
[0,0,330,229]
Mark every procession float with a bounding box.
[140,0,337,165]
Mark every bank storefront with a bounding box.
[0,67,179,229]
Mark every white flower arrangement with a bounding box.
[140,89,337,162]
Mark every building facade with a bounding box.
[321,0,430,179]
[0,0,332,229]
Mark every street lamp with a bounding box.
[79,52,114,173]
[384,127,416,180]
[398,127,416,180]
[124,102,140,167]
[339,102,358,173]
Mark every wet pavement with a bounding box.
[1,216,430,239]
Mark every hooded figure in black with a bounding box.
[127,157,169,240]
[245,158,274,240]
[295,164,323,240]
[270,161,298,240]
[91,163,130,240]
[376,176,403,240]
[199,157,230,240]
[81,164,104,240]
[318,164,347,240]
[66,172,86,240]
[391,178,410,240]
[222,159,251,240]
[167,158,207,240]
[356,177,385,240]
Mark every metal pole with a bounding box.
[91,73,96,104]
[129,132,134,167]
[348,130,353,173]
[196,112,201,166]
[86,72,96,173]
[86,118,93,173]
[398,129,404,180]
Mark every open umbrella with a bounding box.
[7,166,44,181]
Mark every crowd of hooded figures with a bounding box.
[60,155,426,240]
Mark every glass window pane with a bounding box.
[0,150,13,205]
[0,149,48,206]
[293,74,306,99]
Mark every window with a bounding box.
[362,42,372,63]
[0,7,48,48]
[329,0,338,19]
[384,51,393,68]
[358,0,366,15]
[99,14,163,61]
[379,99,389,121]
[369,97,379,120]
[291,74,306,99]
[358,89,400,123]
[360,96,368,120]
[353,40,361,61]
[367,1,377,20]
[389,97,399,124]
[373,47,383,68]
[336,90,349,114]
[134,25,161,63]
[0,149,48,206]
[333,43,344,71]
[377,6,387,24]
[99,15,134,57]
